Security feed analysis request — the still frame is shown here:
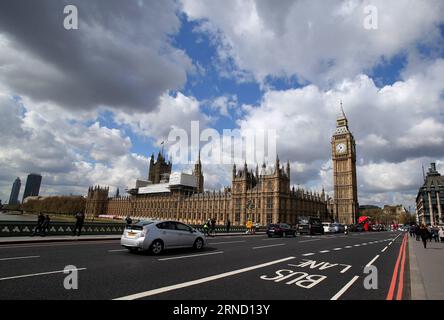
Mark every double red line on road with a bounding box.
[386,233,408,300]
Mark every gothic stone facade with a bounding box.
[86,158,331,226]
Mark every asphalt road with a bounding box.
[0,231,409,300]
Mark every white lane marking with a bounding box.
[262,238,281,241]
[253,243,285,250]
[302,253,315,256]
[0,240,119,250]
[333,248,342,251]
[158,251,224,261]
[366,255,380,267]
[381,246,388,253]
[330,276,360,300]
[354,244,361,247]
[362,243,368,245]
[0,255,40,261]
[108,249,127,252]
[298,239,321,243]
[319,250,330,253]
[340,265,352,274]
[389,242,393,246]
[114,256,296,300]
[0,268,87,281]
[208,240,246,245]
[345,246,352,249]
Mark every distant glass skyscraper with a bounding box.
[22,173,42,202]
[8,177,21,205]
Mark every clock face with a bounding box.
[336,143,347,154]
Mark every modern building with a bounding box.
[331,103,359,224]
[22,173,42,203]
[86,152,332,226]
[416,163,444,225]
[8,177,21,205]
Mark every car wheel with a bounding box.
[194,238,204,250]
[150,240,164,255]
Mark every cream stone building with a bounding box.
[85,152,332,226]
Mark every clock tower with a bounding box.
[331,102,358,224]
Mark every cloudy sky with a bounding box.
[0,0,443,210]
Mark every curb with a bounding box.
[0,232,266,245]
[408,236,427,300]
[0,236,121,245]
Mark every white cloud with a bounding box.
[0,94,146,203]
[114,92,211,145]
[181,0,444,85]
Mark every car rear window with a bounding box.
[126,221,154,230]
[269,224,279,228]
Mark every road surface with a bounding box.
[0,231,409,300]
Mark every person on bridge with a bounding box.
[32,212,45,236]
[439,227,444,243]
[226,219,231,233]
[73,212,85,236]
[41,215,51,237]
[125,215,132,226]
[419,224,430,249]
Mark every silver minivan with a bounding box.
[121,219,205,255]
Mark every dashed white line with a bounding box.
[208,240,246,245]
[302,253,315,256]
[158,251,224,261]
[298,239,321,243]
[319,250,330,253]
[381,246,388,253]
[253,243,285,250]
[366,255,380,267]
[330,276,360,300]
[0,268,87,281]
[345,246,352,249]
[114,256,296,300]
[354,244,361,247]
[0,255,40,261]
[108,249,127,252]
[333,248,342,251]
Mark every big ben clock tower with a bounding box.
[331,102,358,224]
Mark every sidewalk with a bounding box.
[408,235,444,299]
[0,232,265,245]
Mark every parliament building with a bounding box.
[86,105,359,226]
[86,152,333,226]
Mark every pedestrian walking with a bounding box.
[415,224,421,241]
[409,225,415,237]
[432,225,440,242]
[419,224,430,249]
[210,218,216,237]
[427,225,433,242]
[73,212,85,236]
[246,219,253,234]
[32,212,45,236]
[226,219,231,233]
[439,227,444,243]
[125,215,132,226]
[41,215,51,236]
